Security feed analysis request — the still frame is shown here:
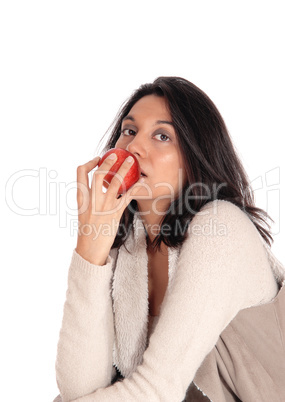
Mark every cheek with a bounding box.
[166,155,187,188]
[161,152,183,172]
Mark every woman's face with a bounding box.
[115,95,187,212]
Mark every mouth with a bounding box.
[140,171,147,177]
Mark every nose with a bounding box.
[126,133,148,158]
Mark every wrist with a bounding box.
[75,247,108,266]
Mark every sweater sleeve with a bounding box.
[55,249,117,401]
[69,200,278,402]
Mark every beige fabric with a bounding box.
[191,283,285,401]
[187,239,285,401]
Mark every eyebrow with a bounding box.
[122,115,174,126]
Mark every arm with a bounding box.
[55,250,117,401]
[70,200,277,402]
[55,154,144,400]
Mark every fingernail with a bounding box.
[108,153,117,160]
[126,156,134,163]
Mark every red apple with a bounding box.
[98,148,141,194]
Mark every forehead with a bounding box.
[127,95,171,120]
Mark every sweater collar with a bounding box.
[112,211,180,377]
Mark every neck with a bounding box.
[136,199,169,245]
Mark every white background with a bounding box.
[1,1,284,400]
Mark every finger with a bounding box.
[92,152,119,191]
[77,157,100,206]
[119,178,148,205]
[106,155,136,196]
[77,156,101,188]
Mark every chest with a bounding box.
[147,248,169,316]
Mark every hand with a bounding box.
[75,153,143,265]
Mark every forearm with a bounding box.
[56,250,115,401]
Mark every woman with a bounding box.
[54,77,285,401]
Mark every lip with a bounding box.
[140,169,147,177]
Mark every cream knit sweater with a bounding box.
[55,200,279,401]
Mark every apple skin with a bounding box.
[98,148,141,194]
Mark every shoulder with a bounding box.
[179,199,267,277]
[193,199,254,225]
[178,200,274,308]
[188,199,261,244]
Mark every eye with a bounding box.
[121,128,136,136]
[154,133,170,142]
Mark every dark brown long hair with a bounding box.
[99,76,273,251]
